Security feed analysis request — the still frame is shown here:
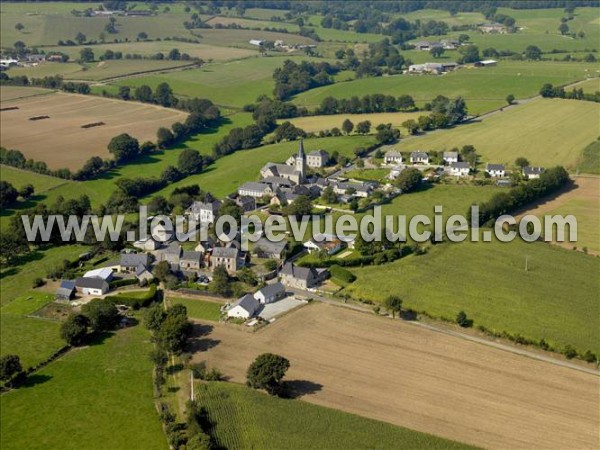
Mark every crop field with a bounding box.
[192,28,316,48]
[195,303,599,450]
[577,77,600,92]
[149,134,376,199]
[515,175,600,254]
[0,89,188,170]
[167,296,222,322]
[292,61,598,114]
[286,111,423,133]
[396,98,600,169]
[197,382,473,450]
[346,237,599,354]
[0,292,65,369]
[111,55,331,108]
[43,41,257,63]
[0,325,166,450]
[0,86,55,101]
[204,15,300,33]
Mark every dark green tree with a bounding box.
[178,149,203,175]
[81,299,119,331]
[108,133,140,163]
[60,314,89,346]
[246,353,290,396]
[0,355,22,383]
[383,295,402,318]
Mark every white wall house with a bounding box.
[523,166,545,179]
[449,162,470,177]
[410,151,429,164]
[75,277,109,296]
[486,163,506,178]
[227,294,259,319]
[443,152,459,164]
[253,282,286,305]
[384,150,403,165]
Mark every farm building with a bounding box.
[479,23,506,33]
[180,251,203,271]
[280,263,328,290]
[120,253,152,272]
[135,265,154,283]
[475,60,498,67]
[83,267,114,282]
[75,277,109,296]
[448,162,470,177]
[384,150,404,165]
[408,63,444,74]
[238,181,273,198]
[410,151,430,164]
[249,39,264,46]
[56,280,76,300]
[441,39,460,49]
[443,151,459,164]
[523,166,545,179]
[486,164,506,178]
[133,238,160,252]
[254,282,286,305]
[155,243,182,268]
[252,238,288,260]
[227,294,259,319]
[413,41,442,51]
[235,196,257,212]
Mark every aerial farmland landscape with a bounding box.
[0,1,598,450]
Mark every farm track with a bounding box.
[195,302,599,450]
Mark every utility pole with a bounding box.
[190,370,194,402]
[525,255,529,272]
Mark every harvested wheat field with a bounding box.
[516,175,600,254]
[0,89,187,169]
[194,303,599,450]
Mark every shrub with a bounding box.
[329,265,356,283]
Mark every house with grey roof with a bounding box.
[486,163,506,178]
[410,151,430,164]
[186,200,221,224]
[156,243,182,267]
[135,265,154,283]
[120,252,151,273]
[254,282,286,304]
[235,196,256,212]
[384,150,404,165]
[449,161,470,177]
[180,251,202,271]
[307,150,330,168]
[75,277,109,296]
[211,247,239,273]
[443,151,459,164]
[238,181,273,199]
[280,263,328,290]
[56,280,76,300]
[227,294,259,319]
[523,166,545,179]
[252,238,288,260]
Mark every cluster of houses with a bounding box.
[0,54,65,70]
[412,39,461,51]
[227,262,329,319]
[237,140,377,207]
[249,39,317,52]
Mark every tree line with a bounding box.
[539,83,600,103]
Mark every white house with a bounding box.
[75,277,109,296]
[133,238,160,252]
[307,150,329,168]
[449,161,470,177]
[410,151,430,164]
[227,294,259,319]
[304,233,344,255]
[384,150,403,165]
[486,163,506,178]
[523,166,545,179]
[249,39,264,46]
[83,267,114,282]
[186,200,221,224]
[443,151,459,164]
[253,282,286,304]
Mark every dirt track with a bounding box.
[194,303,600,449]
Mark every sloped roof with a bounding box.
[280,263,316,282]
[75,277,109,290]
[255,282,285,299]
[120,252,150,267]
[230,294,259,314]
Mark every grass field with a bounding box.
[0,89,188,169]
[395,98,600,169]
[0,325,166,450]
[287,111,423,133]
[576,77,600,93]
[515,175,600,254]
[168,296,222,321]
[346,238,599,354]
[576,140,600,174]
[197,381,474,450]
[197,303,599,449]
[0,244,87,304]
[292,61,598,114]
[0,292,65,369]
[148,134,376,199]
[111,55,331,108]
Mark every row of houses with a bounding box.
[413,39,461,51]
[384,150,433,165]
[408,62,458,74]
[448,163,545,178]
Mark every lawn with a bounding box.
[395,98,600,169]
[167,296,222,322]
[292,60,597,114]
[577,77,600,93]
[0,292,65,369]
[0,325,166,450]
[286,111,423,133]
[196,381,475,450]
[345,238,600,354]
[0,244,87,304]
[148,134,376,200]
[576,140,600,175]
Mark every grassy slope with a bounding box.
[286,111,423,133]
[576,140,600,174]
[395,98,600,169]
[168,297,222,321]
[198,382,476,450]
[346,239,600,354]
[148,135,376,200]
[292,61,597,114]
[0,325,166,450]
[0,292,65,368]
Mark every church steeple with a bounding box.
[295,139,306,183]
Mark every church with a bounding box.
[259,140,307,185]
